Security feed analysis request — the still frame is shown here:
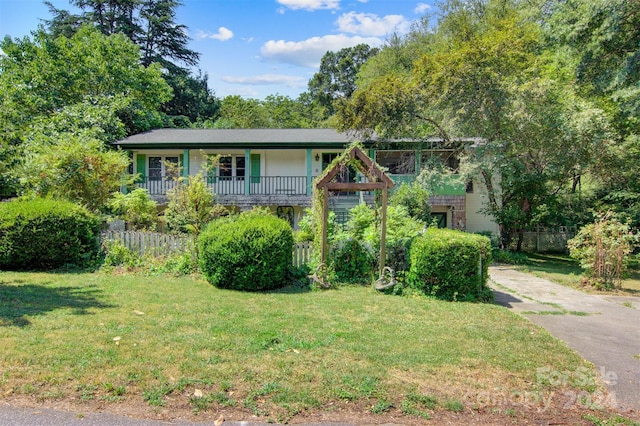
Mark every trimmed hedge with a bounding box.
[198,213,294,291]
[0,198,100,270]
[407,228,492,301]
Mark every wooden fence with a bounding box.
[101,231,194,257]
[519,226,577,253]
[101,231,313,267]
[293,241,313,267]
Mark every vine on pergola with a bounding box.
[312,143,395,275]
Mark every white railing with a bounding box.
[135,176,308,196]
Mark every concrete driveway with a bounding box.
[489,266,640,416]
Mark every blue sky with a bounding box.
[0,0,437,99]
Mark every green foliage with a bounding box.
[109,188,158,230]
[102,240,141,269]
[344,203,375,240]
[390,182,431,223]
[198,212,294,291]
[0,198,100,270]
[19,136,130,212]
[165,172,226,236]
[492,249,530,265]
[306,44,379,118]
[330,239,375,284]
[407,228,492,301]
[567,214,637,289]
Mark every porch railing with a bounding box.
[135,176,308,196]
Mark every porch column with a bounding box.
[244,149,251,195]
[306,149,313,195]
[182,149,190,178]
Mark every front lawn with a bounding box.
[0,271,625,423]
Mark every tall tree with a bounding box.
[0,26,171,205]
[44,0,219,125]
[546,0,640,225]
[338,0,604,249]
[306,44,379,119]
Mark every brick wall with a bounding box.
[429,195,466,230]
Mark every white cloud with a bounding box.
[414,3,432,14]
[276,0,340,11]
[336,12,410,36]
[221,74,307,88]
[261,34,383,68]
[195,27,234,41]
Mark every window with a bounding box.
[149,156,179,180]
[422,151,459,172]
[149,157,162,180]
[219,156,245,180]
[376,151,415,174]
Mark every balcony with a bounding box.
[136,175,309,197]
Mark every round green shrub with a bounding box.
[0,198,100,270]
[198,213,294,291]
[407,228,492,301]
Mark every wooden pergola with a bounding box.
[315,146,395,275]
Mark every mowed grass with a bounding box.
[516,253,640,295]
[0,271,598,421]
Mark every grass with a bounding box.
[515,253,640,295]
[0,270,611,421]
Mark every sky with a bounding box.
[0,0,438,100]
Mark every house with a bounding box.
[113,128,498,234]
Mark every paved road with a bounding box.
[489,266,640,416]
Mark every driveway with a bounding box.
[489,266,640,416]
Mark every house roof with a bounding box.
[113,128,367,149]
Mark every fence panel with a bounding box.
[519,226,576,253]
[293,241,313,268]
[103,231,315,267]
[101,231,194,257]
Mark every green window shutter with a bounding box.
[179,154,184,177]
[136,154,146,181]
[250,154,261,183]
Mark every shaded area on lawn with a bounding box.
[0,281,114,327]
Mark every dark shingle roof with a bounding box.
[113,128,363,149]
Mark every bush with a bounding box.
[102,240,141,269]
[568,214,637,289]
[0,198,100,270]
[330,239,375,284]
[390,182,431,223]
[492,249,529,265]
[198,212,294,291]
[108,188,158,230]
[407,228,492,301]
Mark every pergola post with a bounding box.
[379,186,388,275]
[321,186,329,265]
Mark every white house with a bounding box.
[113,128,498,234]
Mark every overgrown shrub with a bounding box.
[390,182,431,223]
[568,214,637,289]
[198,211,294,291]
[407,228,492,301]
[101,240,141,269]
[0,198,100,270]
[330,239,375,284]
[108,188,158,230]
